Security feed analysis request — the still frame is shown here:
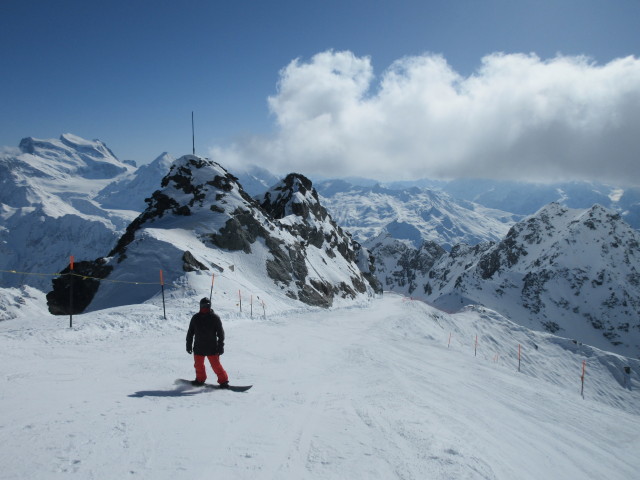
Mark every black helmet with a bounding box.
[200,297,211,308]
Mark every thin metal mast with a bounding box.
[191,111,195,155]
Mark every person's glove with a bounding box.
[218,345,224,355]
[187,346,193,354]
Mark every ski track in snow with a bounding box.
[1,294,639,480]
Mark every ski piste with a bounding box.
[175,378,252,392]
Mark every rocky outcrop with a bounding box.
[47,158,376,313]
[365,232,446,295]
[46,259,113,315]
[260,173,382,299]
[423,203,640,358]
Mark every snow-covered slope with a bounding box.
[316,181,518,250]
[46,157,377,313]
[1,293,638,479]
[96,152,175,211]
[234,164,281,197]
[0,134,137,290]
[424,203,640,358]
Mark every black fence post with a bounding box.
[160,270,166,320]
[69,256,74,328]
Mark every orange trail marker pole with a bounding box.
[239,290,242,313]
[209,273,215,303]
[69,255,74,328]
[518,344,521,372]
[250,294,253,318]
[581,360,586,398]
[160,270,166,320]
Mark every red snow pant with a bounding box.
[194,354,228,385]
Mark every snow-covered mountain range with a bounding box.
[2,133,640,359]
[0,134,137,290]
[421,203,640,357]
[440,178,640,228]
[309,177,640,357]
[376,177,640,229]
[316,181,518,250]
[46,156,378,314]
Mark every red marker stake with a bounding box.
[209,273,215,303]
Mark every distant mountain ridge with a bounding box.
[315,181,518,250]
[96,152,176,211]
[371,177,640,230]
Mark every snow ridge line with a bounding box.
[401,294,458,314]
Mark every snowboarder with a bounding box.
[186,297,229,388]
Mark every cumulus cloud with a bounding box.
[211,50,640,185]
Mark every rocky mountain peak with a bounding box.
[47,160,377,313]
[108,155,259,258]
[423,203,640,357]
[258,174,370,268]
[260,173,329,222]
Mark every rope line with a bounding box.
[0,269,63,277]
[0,269,161,285]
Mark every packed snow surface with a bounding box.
[1,292,639,480]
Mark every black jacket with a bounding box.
[186,309,225,356]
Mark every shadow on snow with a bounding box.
[128,386,204,398]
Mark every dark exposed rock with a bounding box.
[521,269,553,314]
[46,259,113,315]
[210,208,268,254]
[365,233,445,295]
[299,278,333,307]
[259,173,377,304]
[183,251,209,272]
[261,174,319,219]
[478,228,527,280]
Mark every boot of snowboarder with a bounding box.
[186,297,229,388]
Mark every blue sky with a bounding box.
[1,0,639,184]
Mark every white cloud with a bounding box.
[211,50,640,185]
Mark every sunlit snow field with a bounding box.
[1,291,639,479]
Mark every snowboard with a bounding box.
[175,378,252,392]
